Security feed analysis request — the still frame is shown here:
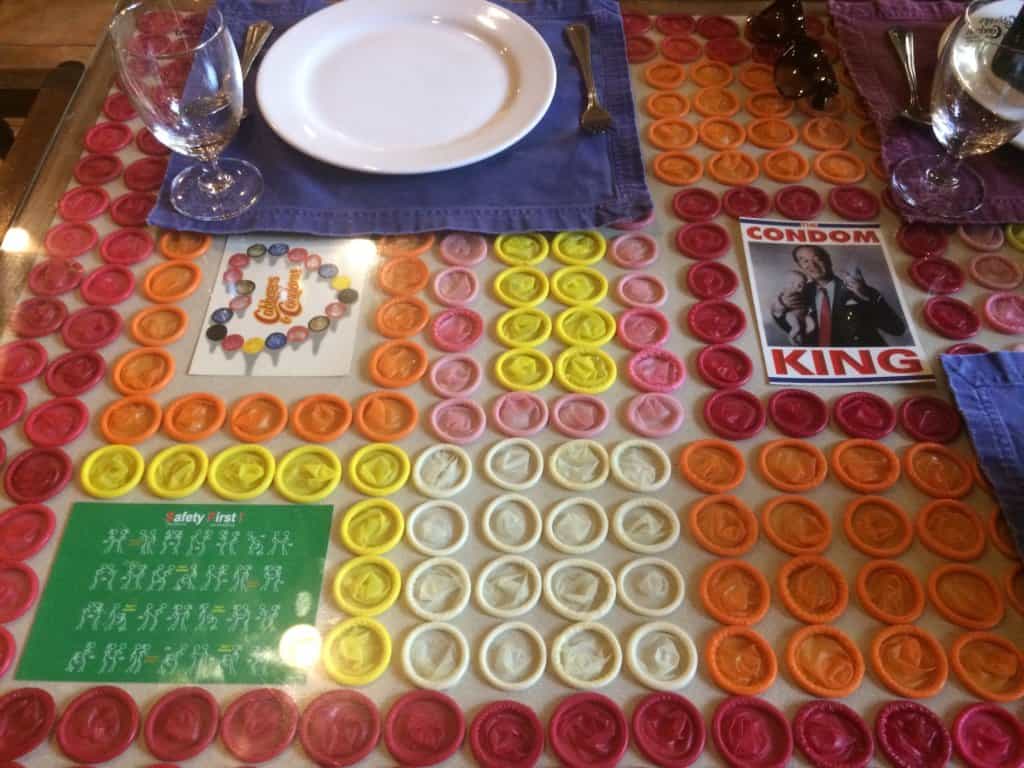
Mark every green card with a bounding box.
[17,502,331,685]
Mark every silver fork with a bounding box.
[239,20,273,119]
[565,23,613,134]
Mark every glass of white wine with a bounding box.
[109,0,263,220]
[892,0,1024,218]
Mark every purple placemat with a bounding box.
[830,0,1024,223]
[148,0,652,236]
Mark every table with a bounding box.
[0,2,1022,766]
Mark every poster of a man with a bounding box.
[741,220,932,385]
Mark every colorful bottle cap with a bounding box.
[493,266,549,308]
[470,700,544,768]
[143,687,218,762]
[340,498,404,555]
[431,307,484,352]
[550,266,608,305]
[983,291,1024,334]
[219,688,297,764]
[80,444,144,498]
[56,685,139,764]
[61,305,122,350]
[833,391,897,439]
[80,263,134,305]
[158,229,211,261]
[348,443,410,496]
[627,347,686,393]
[549,693,627,768]
[703,388,765,440]
[495,307,552,348]
[109,191,157,227]
[722,185,771,217]
[767,388,828,437]
[27,257,84,297]
[927,563,1004,629]
[354,391,417,442]
[23,397,88,448]
[9,296,67,339]
[875,701,950,765]
[793,701,872,768]
[0,503,54,561]
[707,628,777,695]
[438,232,486,266]
[694,344,751,391]
[84,121,133,153]
[111,347,174,397]
[369,339,428,388]
[786,624,864,698]
[924,296,981,339]
[130,305,188,346]
[492,392,548,437]
[546,394,608,439]
[74,152,123,185]
[100,227,154,266]
[44,221,98,259]
[829,185,881,221]
[299,690,380,766]
[898,395,960,443]
[0,340,46,386]
[428,354,482,399]
[856,559,925,624]
[908,257,964,295]
[761,495,830,555]
[675,221,730,260]
[687,299,746,343]
[58,185,110,222]
[384,690,464,766]
[672,188,721,222]
[4,447,71,503]
[897,221,949,258]
[624,392,684,438]
[615,272,667,308]
[142,260,202,303]
[904,442,973,498]
[0,687,56,761]
[608,233,658,269]
[774,185,822,220]
[679,439,746,493]
[953,702,1024,766]
[273,445,341,502]
[969,251,1023,291]
[229,392,287,442]
[208,444,275,500]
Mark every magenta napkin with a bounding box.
[830,0,1024,223]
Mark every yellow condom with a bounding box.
[551,266,608,305]
[494,232,549,265]
[494,348,554,391]
[1006,223,1024,252]
[332,555,401,616]
[555,346,618,394]
[81,445,145,499]
[348,443,410,496]
[552,230,607,266]
[274,445,341,503]
[495,307,553,348]
[493,266,550,308]
[340,498,405,555]
[145,444,208,499]
[321,617,392,686]
[555,306,617,346]
[208,444,276,500]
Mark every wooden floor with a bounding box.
[0,0,116,68]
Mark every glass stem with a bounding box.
[924,149,962,189]
[198,157,236,196]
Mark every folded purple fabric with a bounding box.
[148,0,652,236]
[830,0,1024,223]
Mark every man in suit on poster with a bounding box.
[770,244,907,347]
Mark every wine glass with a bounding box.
[892,0,1024,218]
[109,0,262,221]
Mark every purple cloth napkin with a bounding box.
[148,0,652,236]
[830,0,1024,223]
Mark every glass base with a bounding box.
[890,154,984,219]
[170,158,263,221]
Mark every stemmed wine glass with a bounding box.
[109,0,262,220]
[892,0,1024,218]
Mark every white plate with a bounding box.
[256,0,557,174]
